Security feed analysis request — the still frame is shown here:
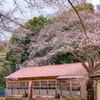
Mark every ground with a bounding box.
[0,97,5,100]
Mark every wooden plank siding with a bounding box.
[6,77,85,100]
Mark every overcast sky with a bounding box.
[0,0,100,41]
[1,0,100,21]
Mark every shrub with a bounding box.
[0,58,3,62]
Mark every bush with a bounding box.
[69,3,94,13]
[84,3,94,12]
[0,87,3,90]
[0,58,3,62]
[0,51,5,53]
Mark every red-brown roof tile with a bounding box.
[5,62,88,79]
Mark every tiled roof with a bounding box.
[5,62,88,79]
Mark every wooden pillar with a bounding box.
[27,81,32,99]
[70,81,72,95]
[25,81,26,95]
[32,81,34,97]
[39,81,41,94]
[18,82,19,94]
[47,81,49,94]
[60,80,62,97]
[56,80,57,96]
[30,81,33,98]
[12,82,13,94]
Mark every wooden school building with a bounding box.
[5,63,88,100]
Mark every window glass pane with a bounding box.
[72,87,80,95]
[13,89,18,94]
[26,82,29,87]
[14,82,19,88]
[72,81,80,86]
[41,81,47,86]
[62,81,70,86]
[26,87,29,93]
[19,88,25,94]
[7,89,12,94]
[62,87,70,95]
[8,82,12,87]
[57,81,60,86]
[40,87,47,94]
[34,81,40,86]
[57,87,60,94]
[48,87,55,95]
[49,81,56,86]
[20,82,25,87]
[33,87,39,94]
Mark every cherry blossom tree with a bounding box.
[18,8,99,99]
[0,0,86,38]
[0,1,99,99]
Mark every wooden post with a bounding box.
[25,81,26,95]
[18,82,19,94]
[12,82,13,94]
[27,81,32,99]
[70,81,72,95]
[47,81,48,94]
[39,81,41,94]
[32,81,33,98]
[56,80,57,96]
[31,81,33,98]
[60,80,62,97]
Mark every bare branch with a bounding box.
[13,0,24,16]
[0,16,7,28]
[0,42,7,50]
[0,13,22,26]
[70,50,89,72]
[67,0,91,42]
[94,63,100,71]
[85,47,94,69]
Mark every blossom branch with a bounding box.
[70,50,89,72]
[67,0,90,41]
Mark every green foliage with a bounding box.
[84,3,94,12]
[69,3,94,13]
[75,4,83,11]
[0,51,5,53]
[0,87,3,90]
[0,58,3,62]
[63,26,71,31]
[34,47,53,58]
[51,33,56,37]
[0,97,5,100]
[9,34,15,44]
[23,15,52,34]
[52,52,79,64]
[7,15,51,72]
[52,16,64,22]
[0,67,9,87]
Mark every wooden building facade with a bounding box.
[5,63,88,100]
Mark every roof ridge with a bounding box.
[22,62,86,69]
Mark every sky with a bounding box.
[0,0,100,41]
[89,0,100,10]
[1,0,100,21]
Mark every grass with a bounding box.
[0,97,5,100]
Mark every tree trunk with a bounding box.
[87,78,94,100]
